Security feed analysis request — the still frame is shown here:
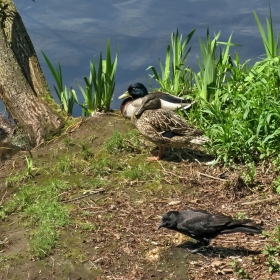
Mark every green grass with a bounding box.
[122,163,154,181]
[189,55,280,165]
[0,179,70,258]
[105,130,142,154]
[263,226,280,273]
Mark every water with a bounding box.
[10,0,280,116]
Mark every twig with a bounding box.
[0,188,7,205]
[62,188,105,203]
[241,197,279,205]
[197,172,226,181]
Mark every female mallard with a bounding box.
[118,83,194,118]
[123,94,208,161]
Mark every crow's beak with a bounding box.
[118,91,131,99]
[158,223,166,230]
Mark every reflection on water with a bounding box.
[6,0,280,116]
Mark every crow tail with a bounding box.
[221,225,262,235]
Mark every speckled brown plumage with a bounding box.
[130,95,208,161]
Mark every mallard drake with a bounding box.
[118,83,194,118]
[121,94,208,161]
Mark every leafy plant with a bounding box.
[189,55,280,164]
[230,259,251,279]
[42,51,78,114]
[263,226,280,273]
[25,151,34,176]
[253,3,280,59]
[147,29,196,95]
[272,176,280,194]
[194,28,239,102]
[75,39,118,115]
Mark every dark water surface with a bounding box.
[12,0,280,116]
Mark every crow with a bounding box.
[158,209,263,252]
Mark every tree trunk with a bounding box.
[0,0,64,147]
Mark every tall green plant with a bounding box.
[42,51,78,114]
[147,29,196,95]
[254,3,280,58]
[194,29,239,102]
[76,40,118,115]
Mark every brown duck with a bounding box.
[122,94,208,161]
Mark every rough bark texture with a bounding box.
[0,0,64,147]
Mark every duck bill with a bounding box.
[158,222,166,230]
[118,91,131,99]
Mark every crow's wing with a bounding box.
[177,210,233,235]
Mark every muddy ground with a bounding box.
[0,112,279,279]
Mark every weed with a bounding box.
[105,130,141,154]
[75,39,118,115]
[194,28,239,102]
[28,221,59,258]
[88,157,124,177]
[63,135,76,148]
[0,179,70,257]
[81,222,96,231]
[147,29,195,95]
[254,3,279,59]
[236,212,248,220]
[272,176,280,194]
[78,142,94,160]
[5,172,30,188]
[241,162,256,185]
[122,163,154,181]
[230,259,251,279]
[263,226,280,273]
[42,51,78,114]
[25,151,34,176]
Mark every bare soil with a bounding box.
[0,112,279,280]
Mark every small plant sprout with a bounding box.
[263,226,280,273]
[25,151,34,176]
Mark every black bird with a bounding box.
[158,209,263,251]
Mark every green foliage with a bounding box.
[0,179,70,257]
[81,222,96,231]
[254,4,280,59]
[272,176,280,194]
[147,29,196,95]
[190,56,280,164]
[25,151,34,176]
[75,39,118,115]
[78,142,94,160]
[42,51,78,114]
[105,130,141,154]
[263,226,280,273]
[230,259,251,279]
[28,221,59,258]
[194,28,240,102]
[123,163,152,181]
[89,157,124,176]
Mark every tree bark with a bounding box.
[0,0,64,147]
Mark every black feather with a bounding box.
[158,209,262,247]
